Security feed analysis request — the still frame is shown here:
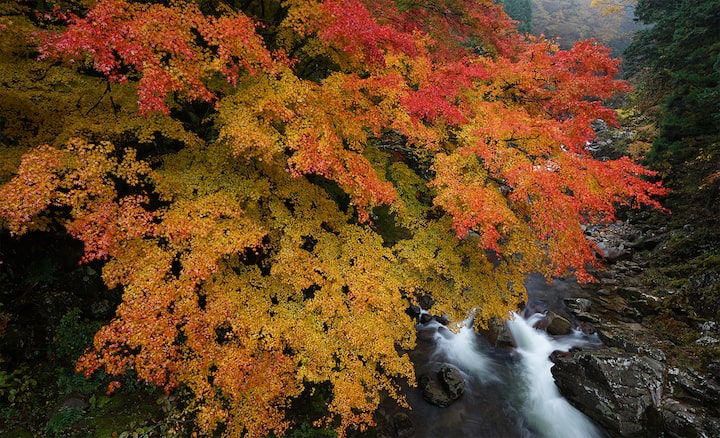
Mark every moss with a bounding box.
[83,392,166,437]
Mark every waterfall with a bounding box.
[405,311,606,437]
[430,317,501,385]
[506,312,605,438]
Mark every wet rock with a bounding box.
[565,297,601,323]
[479,317,514,348]
[438,365,465,400]
[392,412,414,437]
[565,297,592,314]
[627,234,666,251]
[407,304,422,319]
[597,241,633,263]
[419,374,452,407]
[551,348,665,436]
[433,315,450,326]
[667,367,720,408]
[662,398,720,438]
[419,313,434,324]
[417,295,435,310]
[578,322,597,335]
[419,365,465,408]
[545,311,572,335]
[615,286,643,301]
[595,321,666,362]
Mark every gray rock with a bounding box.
[438,365,464,400]
[595,322,666,362]
[419,374,452,407]
[662,398,720,438]
[596,241,633,263]
[419,365,465,408]
[627,234,666,251]
[479,317,514,348]
[565,297,592,314]
[419,313,434,324]
[551,348,665,436]
[667,367,720,408]
[407,304,422,318]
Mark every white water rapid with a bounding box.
[431,317,501,385]
[506,312,605,438]
[405,310,606,437]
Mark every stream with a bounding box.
[387,276,609,437]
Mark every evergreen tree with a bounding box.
[625,0,720,150]
[497,0,533,33]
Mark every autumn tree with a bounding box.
[0,0,666,435]
[530,0,640,55]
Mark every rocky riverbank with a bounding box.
[551,219,720,437]
[544,118,720,437]
[386,219,720,438]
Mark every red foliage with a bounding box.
[39,0,280,114]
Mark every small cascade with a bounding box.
[430,317,500,385]
[397,309,606,437]
[506,312,605,438]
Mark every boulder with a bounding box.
[564,297,592,314]
[392,412,414,437]
[545,311,572,335]
[478,317,514,348]
[419,374,452,408]
[661,398,720,438]
[551,348,665,436]
[667,367,720,408]
[419,365,465,408]
[438,365,465,400]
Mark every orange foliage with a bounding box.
[0,0,667,436]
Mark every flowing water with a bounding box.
[506,312,605,438]
[389,277,609,437]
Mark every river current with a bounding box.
[387,276,608,437]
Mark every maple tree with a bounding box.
[0,0,667,435]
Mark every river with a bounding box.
[384,275,609,437]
